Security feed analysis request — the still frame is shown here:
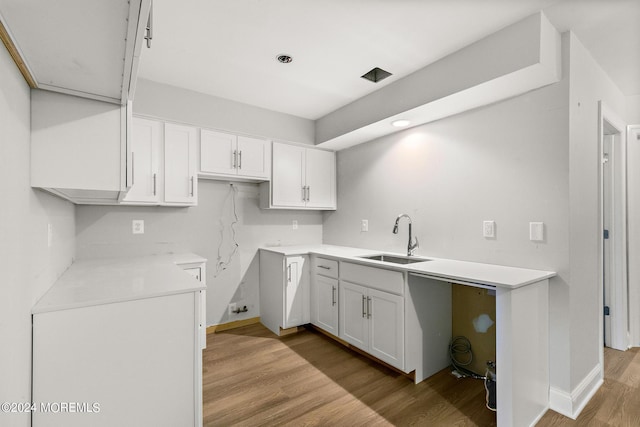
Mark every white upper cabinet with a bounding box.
[199,129,270,181]
[30,90,130,205]
[261,142,336,210]
[305,148,336,209]
[271,143,306,208]
[124,118,161,203]
[123,117,197,206]
[237,136,270,179]
[165,124,198,204]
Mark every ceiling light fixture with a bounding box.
[391,119,411,127]
[277,54,293,64]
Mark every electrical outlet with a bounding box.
[483,221,495,238]
[292,220,298,230]
[132,220,144,234]
[361,219,369,232]
[228,303,237,316]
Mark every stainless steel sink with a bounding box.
[358,254,430,264]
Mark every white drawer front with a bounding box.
[314,257,339,279]
[340,262,404,295]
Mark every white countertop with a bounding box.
[261,245,555,289]
[33,253,207,314]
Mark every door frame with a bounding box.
[627,125,640,347]
[598,101,628,359]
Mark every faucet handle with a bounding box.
[409,236,419,255]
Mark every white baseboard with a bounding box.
[549,364,603,419]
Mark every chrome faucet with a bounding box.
[392,214,419,256]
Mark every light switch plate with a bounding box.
[483,221,495,238]
[530,222,544,241]
[132,220,144,234]
[292,220,298,230]
[361,219,369,232]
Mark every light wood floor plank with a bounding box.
[203,323,496,426]
[203,324,640,426]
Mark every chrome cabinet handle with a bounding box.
[307,186,310,202]
[131,151,135,186]
[362,295,366,318]
[302,186,306,202]
[238,151,242,169]
[318,265,331,270]
[332,286,336,306]
[153,173,157,196]
[145,1,153,48]
[190,176,194,197]
[232,150,237,169]
[287,264,292,282]
[367,297,372,319]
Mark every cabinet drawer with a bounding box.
[341,262,404,295]
[314,257,339,278]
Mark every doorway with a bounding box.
[599,101,628,352]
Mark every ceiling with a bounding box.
[137,0,640,121]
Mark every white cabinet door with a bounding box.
[314,275,339,335]
[340,281,369,350]
[272,142,306,207]
[200,129,237,176]
[284,256,309,328]
[164,123,197,205]
[237,136,270,179]
[305,148,336,209]
[123,117,161,203]
[369,288,404,369]
[183,266,207,350]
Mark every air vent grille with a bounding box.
[361,67,392,83]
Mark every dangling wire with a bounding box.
[214,183,240,277]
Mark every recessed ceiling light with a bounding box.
[391,119,411,127]
[277,54,293,64]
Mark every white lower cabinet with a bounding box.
[259,250,310,335]
[339,281,405,369]
[313,274,339,335]
[338,262,405,370]
[180,263,207,350]
[32,291,202,427]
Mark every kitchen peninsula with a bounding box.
[260,245,555,427]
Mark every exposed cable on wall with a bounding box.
[214,183,239,277]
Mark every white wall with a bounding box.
[76,182,322,325]
[322,30,630,414]
[0,43,75,426]
[134,78,315,145]
[567,32,627,392]
[628,94,640,124]
[323,35,571,392]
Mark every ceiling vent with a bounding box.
[361,67,392,83]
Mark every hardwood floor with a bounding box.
[203,323,496,426]
[537,347,640,426]
[203,324,640,426]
